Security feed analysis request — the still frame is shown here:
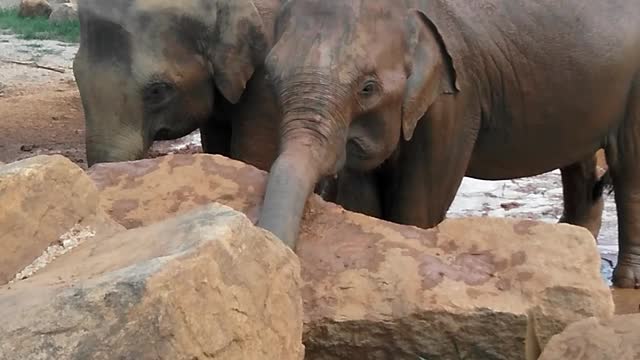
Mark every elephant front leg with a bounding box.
[559,150,608,239]
[382,102,479,228]
[610,84,640,288]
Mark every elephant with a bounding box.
[73,0,283,171]
[256,0,640,288]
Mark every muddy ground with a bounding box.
[0,31,624,290]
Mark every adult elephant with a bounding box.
[257,0,640,288]
[73,0,282,171]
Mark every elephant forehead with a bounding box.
[74,17,133,73]
[270,0,406,78]
[81,0,205,30]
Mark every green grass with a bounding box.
[0,7,79,43]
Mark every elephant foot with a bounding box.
[613,253,640,288]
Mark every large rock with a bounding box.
[298,215,613,360]
[89,154,614,360]
[0,204,304,360]
[0,155,109,285]
[18,0,52,18]
[539,314,640,360]
[88,154,266,227]
[48,2,77,23]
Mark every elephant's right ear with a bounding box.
[401,9,459,142]
[206,0,269,104]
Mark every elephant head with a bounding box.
[258,0,459,247]
[73,0,270,166]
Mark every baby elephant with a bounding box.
[256,0,640,288]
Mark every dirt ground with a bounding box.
[0,31,624,288]
[0,29,201,166]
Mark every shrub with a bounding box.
[0,7,79,43]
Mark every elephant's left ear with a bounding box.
[207,0,269,104]
[402,9,460,141]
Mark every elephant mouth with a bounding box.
[346,137,381,170]
[347,138,370,160]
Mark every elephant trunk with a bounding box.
[85,126,147,167]
[258,86,347,247]
[258,146,323,248]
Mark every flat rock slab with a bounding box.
[0,155,107,285]
[539,313,640,360]
[0,204,304,360]
[89,154,614,360]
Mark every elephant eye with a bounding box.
[143,82,175,108]
[359,80,379,98]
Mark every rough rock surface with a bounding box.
[48,2,76,23]
[88,154,268,227]
[612,288,640,315]
[0,204,304,360]
[296,215,613,360]
[0,155,106,285]
[89,154,614,360]
[18,0,51,17]
[539,314,640,360]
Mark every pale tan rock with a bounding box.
[613,288,640,315]
[89,154,614,360]
[539,314,640,360]
[48,3,77,23]
[297,215,614,360]
[18,0,52,18]
[596,148,608,178]
[0,204,304,360]
[0,155,105,285]
[88,154,267,228]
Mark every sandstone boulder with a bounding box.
[0,204,304,360]
[613,288,640,315]
[0,155,110,285]
[539,314,640,360]
[89,154,614,360]
[48,3,77,23]
[18,0,52,18]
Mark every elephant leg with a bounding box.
[610,80,640,288]
[382,100,479,228]
[334,169,382,218]
[558,151,607,239]
[199,119,231,156]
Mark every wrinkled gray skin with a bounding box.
[73,0,282,171]
[257,0,640,288]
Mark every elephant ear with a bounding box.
[207,0,269,104]
[402,9,459,141]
